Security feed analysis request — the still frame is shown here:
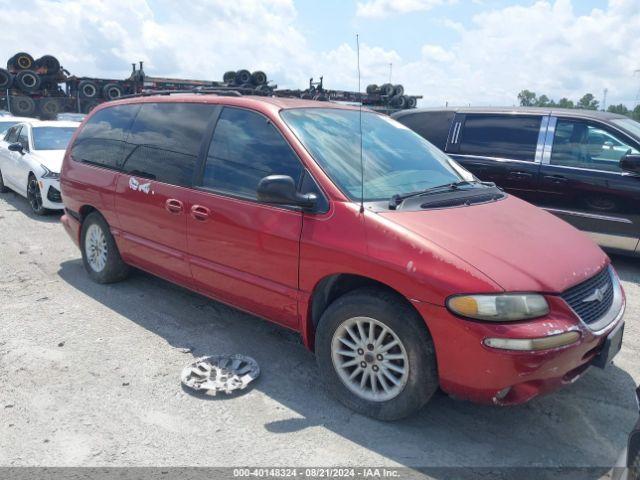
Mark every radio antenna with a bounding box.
[356,34,364,214]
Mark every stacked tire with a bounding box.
[3,52,65,118]
[365,83,418,110]
[223,69,271,93]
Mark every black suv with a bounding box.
[393,107,640,256]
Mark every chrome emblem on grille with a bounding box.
[582,284,608,303]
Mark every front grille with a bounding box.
[561,266,614,325]
[47,186,61,203]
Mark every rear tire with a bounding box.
[15,70,41,92]
[315,287,438,420]
[80,212,130,284]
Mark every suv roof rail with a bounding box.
[117,86,265,101]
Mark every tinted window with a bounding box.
[122,103,214,186]
[459,115,541,161]
[395,111,455,151]
[18,127,29,150]
[551,120,640,173]
[202,107,303,199]
[281,108,468,201]
[32,127,77,150]
[5,125,20,143]
[71,104,140,169]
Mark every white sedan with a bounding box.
[0,120,79,214]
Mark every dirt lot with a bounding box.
[0,190,638,477]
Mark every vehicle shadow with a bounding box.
[57,259,638,477]
[0,190,62,223]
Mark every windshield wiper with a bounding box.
[389,181,477,210]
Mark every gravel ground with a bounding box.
[0,190,638,477]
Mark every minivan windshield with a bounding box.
[281,108,471,201]
[32,126,77,150]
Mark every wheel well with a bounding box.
[307,274,426,348]
[78,205,97,222]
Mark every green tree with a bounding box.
[577,93,599,110]
[517,89,537,107]
[632,105,640,122]
[536,94,552,107]
[556,97,575,109]
[607,104,629,115]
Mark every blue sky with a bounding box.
[0,0,637,108]
[297,0,609,59]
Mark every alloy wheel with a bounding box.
[27,178,43,213]
[331,316,409,402]
[85,224,108,273]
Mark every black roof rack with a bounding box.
[118,86,258,100]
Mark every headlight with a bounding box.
[41,165,59,179]
[447,294,549,321]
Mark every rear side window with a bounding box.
[459,114,541,161]
[201,107,303,199]
[395,111,455,151]
[71,104,140,169]
[122,103,215,186]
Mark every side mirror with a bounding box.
[620,153,640,174]
[257,175,317,209]
[8,142,23,153]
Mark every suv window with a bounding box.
[122,103,215,186]
[550,120,640,173]
[201,107,303,199]
[459,114,541,161]
[395,111,455,151]
[71,104,140,169]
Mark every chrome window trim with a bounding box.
[450,153,537,165]
[542,207,633,224]
[541,116,557,165]
[451,121,462,144]
[534,115,549,163]
[561,266,625,335]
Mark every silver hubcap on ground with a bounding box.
[331,316,409,402]
[85,224,108,272]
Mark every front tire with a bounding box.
[315,287,438,420]
[80,212,129,284]
[27,175,48,215]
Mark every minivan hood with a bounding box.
[32,150,64,173]
[378,195,608,293]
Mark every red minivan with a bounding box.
[60,94,626,420]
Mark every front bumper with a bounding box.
[39,178,63,210]
[61,212,81,248]
[414,295,625,405]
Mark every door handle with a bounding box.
[190,204,211,221]
[543,175,568,184]
[508,171,533,180]
[165,198,184,214]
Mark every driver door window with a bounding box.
[6,126,20,144]
[201,107,303,199]
[550,120,639,173]
[17,128,29,152]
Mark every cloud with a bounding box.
[355,0,454,18]
[0,0,638,108]
[399,0,640,107]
